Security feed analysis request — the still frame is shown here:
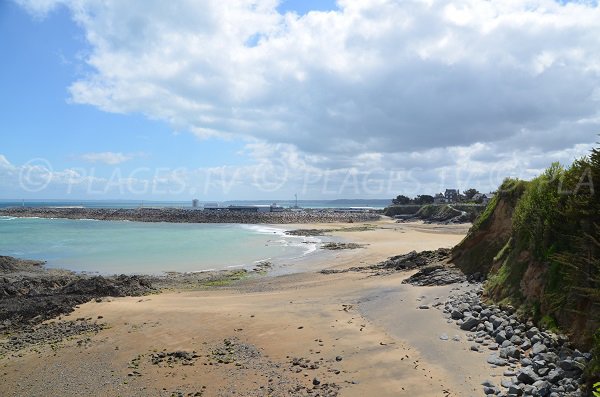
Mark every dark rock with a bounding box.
[557,359,584,374]
[460,316,480,331]
[517,367,539,385]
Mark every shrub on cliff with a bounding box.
[457,144,599,371]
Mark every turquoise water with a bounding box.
[0,217,317,274]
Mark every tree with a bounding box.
[392,194,411,205]
[463,188,480,201]
[414,195,434,205]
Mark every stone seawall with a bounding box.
[0,207,380,224]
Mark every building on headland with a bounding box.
[444,189,460,203]
[469,193,495,205]
[481,193,495,205]
[433,193,447,204]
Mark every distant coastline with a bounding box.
[0,207,381,224]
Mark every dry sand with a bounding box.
[0,219,499,397]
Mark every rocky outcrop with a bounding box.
[0,256,154,332]
[378,248,451,270]
[402,264,467,286]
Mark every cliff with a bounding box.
[451,148,600,388]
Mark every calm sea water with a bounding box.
[0,217,319,275]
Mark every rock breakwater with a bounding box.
[0,207,380,224]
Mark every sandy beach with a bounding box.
[0,219,502,397]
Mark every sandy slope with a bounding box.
[0,219,497,397]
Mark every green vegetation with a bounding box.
[590,329,600,393]
[413,194,434,205]
[199,270,248,287]
[383,205,422,217]
[470,191,499,232]
[463,188,480,201]
[459,144,600,389]
[416,204,456,219]
[392,194,411,205]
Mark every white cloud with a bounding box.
[78,151,138,165]
[13,0,600,197]
[0,139,596,200]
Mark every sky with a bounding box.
[0,0,599,201]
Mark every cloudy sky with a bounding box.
[1,0,598,200]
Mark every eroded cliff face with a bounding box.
[451,187,522,277]
[451,178,599,353]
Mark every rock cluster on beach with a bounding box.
[0,256,154,333]
[379,248,451,271]
[319,248,451,275]
[443,287,591,396]
[402,264,467,286]
[0,317,105,354]
[0,207,380,224]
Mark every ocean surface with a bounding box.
[0,217,320,275]
[0,198,391,210]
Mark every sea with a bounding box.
[0,217,323,275]
[0,199,388,274]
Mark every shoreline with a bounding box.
[4,220,588,396]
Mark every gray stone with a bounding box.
[521,358,533,367]
[501,346,520,359]
[520,340,532,351]
[487,354,508,366]
[557,359,584,374]
[532,343,548,355]
[532,380,551,397]
[517,367,539,385]
[536,367,550,377]
[460,316,480,331]
[521,384,536,395]
[496,330,507,344]
[546,368,564,384]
